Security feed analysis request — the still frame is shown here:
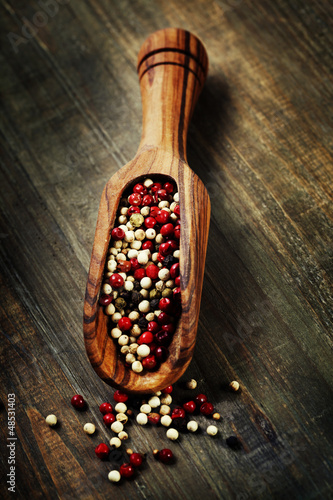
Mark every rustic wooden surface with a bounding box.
[0,0,332,499]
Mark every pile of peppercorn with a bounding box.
[99,177,181,373]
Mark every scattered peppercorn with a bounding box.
[45,414,57,427]
[95,443,110,460]
[229,381,240,392]
[71,394,86,410]
[226,436,242,450]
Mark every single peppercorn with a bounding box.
[229,380,240,392]
[99,402,113,414]
[200,402,214,416]
[226,436,242,450]
[119,463,135,478]
[71,394,86,410]
[157,448,174,464]
[129,453,144,467]
[95,443,110,460]
[113,390,129,403]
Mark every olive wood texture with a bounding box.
[83,29,210,393]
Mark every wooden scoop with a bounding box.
[84,28,210,394]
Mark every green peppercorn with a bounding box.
[162,288,173,298]
[115,297,127,311]
[149,289,161,300]
[130,214,144,228]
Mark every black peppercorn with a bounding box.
[163,255,176,268]
[138,317,148,330]
[226,436,242,450]
[150,298,160,309]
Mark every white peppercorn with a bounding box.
[137,344,150,357]
[140,404,152,414]
[160,394,172,405]
[160,405,171,416]
[135,229,146,241]
[158,269,170,281]
[124,230,135,242]
[110,437,122,448]
[111,327,122,339]
[125,353,136,364]
[160,415,172,427]
[118,335,129,346]
[102,283,112,294]
[105,303,116,315]
[166,428,179,440]
[136,412,148,425]
[115,403,127,413]
[140,277,152,289]
[118,431,128,440]
[143,178,154,188]
[132,361,143,373]
[138,300,150,313]
[186,379,197,390]
[148,396,160,408]
[207,425,218,436]
[187,420,198,432]
[83,423,96,435]
[111,421,123,433]
[108,470,121,483]
[145,228,156,239]
[229,380,240,392]
[124,280,134,291]
[45,414,57,426]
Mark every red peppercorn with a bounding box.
[114,390,129,403]
[129,453,143,467]
[130,258,140,271]
[170,263,180,279]
[99,402,113,414]
[144,216,157,229]
[150,206,160,218]
[183,401,196,413]
[175,276,181,286]
[156,253,165,263]
[142,194,154,206]
[151,183,162,193]
[158,448,174,464]
[148,413,161,424]
[155,331,172,346]
[159,242,172,256]
[134,268,146,280]
[157,311,173,325]
[109,273,124,289]
[120,463,135,478]
[95,443,110,460]
[142,354,157,370]
[195,394,208,405]
[168,240,179,252]
[171,407,186,419]
[118,317,132,331]
[147,321,160,333]
[173,287,181,302]
[174,225,180,239]
[160,223,174,237]
[117,260,132,273]
[111,227,125,241]
[138,331,154,344]
[155,346,168,361]
[174,204,180,216]
[133,183,147,196]
[162,323,175,335]
[146,264,159,279]
[128,193,142,206]
[149,342,157,354]
[200,402,214,416]
[103,413,116,426]
[159,298,173,313]
[142,241,154,253]
[162,385,173,394]
[128,206,140,215]
[157,189,168,201]
[71,394,86,410]
[99,293,112,306]
[163,182,174,194]
[156,210,170,224]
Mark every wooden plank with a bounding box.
[0,0,332,498]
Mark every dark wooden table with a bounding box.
[1,1,332,498]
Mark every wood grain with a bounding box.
[0,0,332,499]
[84,28,211,393]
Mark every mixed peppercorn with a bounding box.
[99,177,181,374]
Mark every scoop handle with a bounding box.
[137,28,208,162]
